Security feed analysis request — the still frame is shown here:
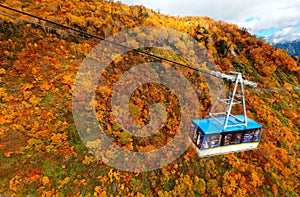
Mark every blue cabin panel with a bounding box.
[192,115,262,135]
[190,115,262,149]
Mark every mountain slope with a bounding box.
[0,0,299,196]
[275,40,300,59]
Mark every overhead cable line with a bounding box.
[0,4,299,95]
[0,4,215,77]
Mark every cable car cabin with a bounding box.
[189,115,262,157]
[189,71,262,157]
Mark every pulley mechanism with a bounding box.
[209,71,257,129]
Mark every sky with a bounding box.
[120,0,300,43]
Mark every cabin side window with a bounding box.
[202,134,221,149]
[242,129,261,143]
[190,124,198,142]
[235,132,242,144]
[190,124,196,139]
[196,132,203,148]
[252,128,261,142]
[190,124,203,148]
[222,131,243,146]
[241,128,261,143]
[223,133,232,146]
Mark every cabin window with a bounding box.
[190,124,196,139]
[196,132,203,148]
[223,132,243,145]
[242,129,256,142]
[235,133,242,144]
[190,124,198,142]
[190,124,203,148]
[202,134,221,149]
[223,133,232,145]
[252,128,261,142]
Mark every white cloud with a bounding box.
[239,4,300,31]
[269,27,300,43]
[120,0,300,43]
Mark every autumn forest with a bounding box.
[0,0,299,196]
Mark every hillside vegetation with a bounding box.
[0,0,299,196]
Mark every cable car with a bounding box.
[190,72,262,157]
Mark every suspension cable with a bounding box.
[0,3,299,95]
[0,4,215,77]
